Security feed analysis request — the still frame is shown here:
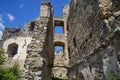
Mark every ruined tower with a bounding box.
[22,1,70,80]
[23,1,54,80]
[52,5,70,79]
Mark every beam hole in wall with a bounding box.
[117,56,120,64]
[29,21,35,33]
[7,43,18,58]
[73,37,77,48]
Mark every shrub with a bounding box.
[111,71,119,80]
[0,49,20,80]
[0,64,20,80]
[0,49,5,65]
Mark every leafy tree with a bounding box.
[0,49,20,80]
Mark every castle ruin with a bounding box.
[0,0,120,80]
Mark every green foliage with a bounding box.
[111,71,119,80]
[0,49,5,65]
[0,64,20,80]
[0,49,20,80]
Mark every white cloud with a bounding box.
[0,30,3,40]
[19,4,24,8]
[7,14,15,21]
[0,22,5,30]
[0,14,5,30]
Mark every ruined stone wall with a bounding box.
[2,27,21,40]
[2,37,32,69]
[22,2,54,80]
[0,26,33,49]
[52,8,69,78]
[23,19,53,80]
[63,5,70,20]
[24,20,36,35]
[54,34,67,43]
[68,0,120,80]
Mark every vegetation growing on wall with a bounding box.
[111,71,119,80]
[0,49,5,65]
[0,49,20,80]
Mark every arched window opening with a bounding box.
[54,20,64,34]
[54,41,65,56]
[55,46,64,56]
[7,43,18,58]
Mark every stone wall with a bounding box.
[2,37,32,69]
[1,0,120,80]
[2,27,21,40]
[52,13,69,79]
[53,50,68,78]
[68,0,120,80]
[22,2,54,80]
[1,1,69,79]
[52,67,68,78]
[24,20,36,35]
[63,5,70,20]
[54,34,67,43]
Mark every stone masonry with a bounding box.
[0,0,120,80]
[22,2,54,80]
[68,0,120,80]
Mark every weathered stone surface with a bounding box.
[22,2,54,80]
[2,27,21,40]
[52,67,68,78]
[63,5,70,19]
[68,0,120,80]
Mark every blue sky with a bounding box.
[0,0,70,39]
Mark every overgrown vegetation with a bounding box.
[0,49,5,65]
[0,64,20,80]
[0,49,20,80]
[111,71,119,80]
